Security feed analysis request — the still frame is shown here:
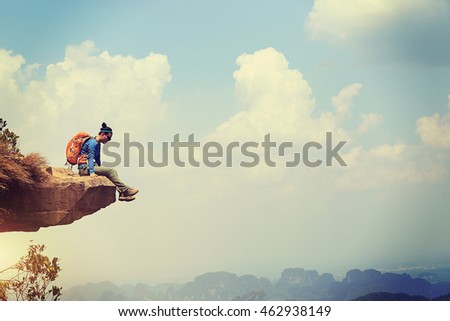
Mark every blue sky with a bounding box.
[1,1,450,287]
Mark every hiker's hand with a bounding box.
[90,173,98,177]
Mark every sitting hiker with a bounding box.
[78,122,139,202]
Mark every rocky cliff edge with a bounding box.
[0,167,116,232]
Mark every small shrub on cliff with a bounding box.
[0,128,21,155]
[0,121,48,193]
[0,152,32,192]
[0,119,21,155]
[22,152,49,183]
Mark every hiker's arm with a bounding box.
[87,141,96,175]
[95,148,101,167]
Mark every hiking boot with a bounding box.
[119,194,136,202]
[123,188,139,197]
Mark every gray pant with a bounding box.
[79,166,129,193]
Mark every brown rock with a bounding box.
[0,167,116,232]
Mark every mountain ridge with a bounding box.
[61,267,450,301]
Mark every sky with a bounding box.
[0,0,450,288]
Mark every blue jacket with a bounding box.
[79,137,101,174]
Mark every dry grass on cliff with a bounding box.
[0,141,48,193]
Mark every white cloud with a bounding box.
[417,95,450,148]
[0,49,24,84]
[306,0,450,65]
[210,48,357,144]
[332,83,362,118]
[0,40,172,163]
[368,143,405,161]
[307,0,392,41]
[205,47,447,191]
[221,47,315,140]
[307,0,446,40]
[31,40,170,126]
[337,143,446,190]
[0,50,25,108]
[357,112,383,134]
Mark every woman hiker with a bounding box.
[78,122,139,202]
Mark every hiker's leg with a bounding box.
[93,166,129,193]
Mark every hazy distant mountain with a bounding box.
[63,281,124,300]
[272,268,340,300]
[384,266,450,283]
[61,267,450,301]
[342,269,431,300]
[63,281,182,301]
[175,271,272,300]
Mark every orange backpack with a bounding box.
[66,132,92,165]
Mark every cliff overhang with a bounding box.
[0,167,116,232]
